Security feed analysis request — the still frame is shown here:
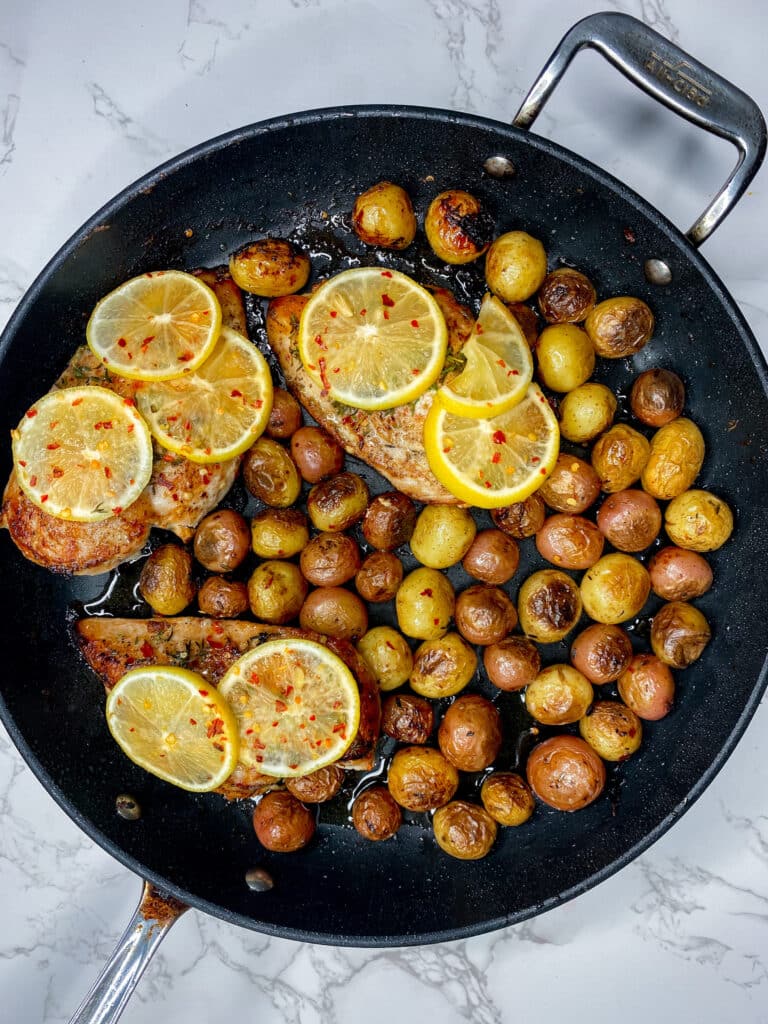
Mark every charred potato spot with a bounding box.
[251,508,309,560]
[617,654,675,721]
[290,425,344,484]
[266,388,303,439]
[580,554,650,625]
[139,544,196,616]
[535,514,604,570]
[247,560,308,624]
[591,425,650,494]
[382,692,434,744]
[485,230,547,302]
[357,625,413,691]
[425,190,494,264]
[641,418,705,500]
[462,528,520,585]
[362,491,417,551]
[299,586,368,641]
[664,490,734,552]
[300,532,361,587]
[579,701,642,761]
[285,764,344,804]
[387,746,459,811]
[630,368,685,427]
[648,546,713,601]
[395,567,455,640]
[596,490,662,552]
[252,791,315,852]
[193,509,250,572]
[481,772,535,826]
[197,576,249,618]
[491,493,546,537]
[352,786,402,841]
[410,632,477,699]
[584,296,654,358]
[438,693,502,771]
[650,600,711,669]
[229,238,310,298]
[537,267,596,324]
[558,383,617,444]
[307,472,369,532]
[243,438,302,508]
[518,569,582,643]
[352,181,417,250]
[454,584,517,645]
[539,454,601,513]
[525,664,594,726]
[432,801,497,860]
[355,551,403,603]
[570,623,633,684]
[526,735,606,812]
[483,636,541,692]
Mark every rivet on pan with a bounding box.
[115,793,142,821]
[644,258,672,286]
[245,867,274,892]
[483,156,516,178]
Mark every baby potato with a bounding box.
[570,623,633,684]
[462,528,520,584]
[194,509,251,573]
[381,692,434,744]
[536,324,595,393]
[454,584,517,645]
[526,735,606,811]
[480,772,535,826]
[266,388,302,439]
[650,600,711,669]
[396,567,455,640]
[525,664,594,726]
[584,296,654,358]
[252,791,316,852]
[410,505,477,569]
[299,532,361,587]
[617,653,675,721]
[596,489,662,552]
[251,508,309,560]
[641,418,705,500]
[483,636,541,692]
[517,569,582,643]
[139,544,196,615]
[230,238,310,297]
[558,382,617,444]
[357,625,413,691]
[290,426,344,484]
[591,424,651,493]
[352,786,402,841]
[539,454,601,513]
[491,493,546,537]
[535,514,604,569]
[424,189,494,264]
[352,181,417,249]
[248,560,307,624]
[410,632,477,699]
[537,267,596,323]
[580,553,650,625]
[438,694,502,771]
[355,551,403,603]
[648,546,713,601]
[243,438,302,508]
[307,472,369,532]
[579,701,642,761]
[664,490,734,551]
[387,746,459,811]
[362,490,417,551]
[285,764,344,804]
[485,230,547,302]
[299,586,368,641]
[197,576,249,618]
[432,801,497,860]
[630,368,685,427]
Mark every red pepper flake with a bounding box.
[271,721,279,728]
[71,398,84,407]
[492,430,506,444]
[333,366,340,374]
[52,467,64,478]
[383,310,390,321]
[309,714,316,722]
[189,718,197,725]
[230,389,242,398]
[171,492,179,502]
[330,310,338,318]
[476,324,484,334]
[342,415,354,426]
[212,622,223,634]
[40,494,49,502]
[285,685,294,696]
[178,351,194,363]
[484,481,492,489]
[433,617,440,625]
[411,319,419,328]
[381,270,393,278]
[162,453,175,463]
[26,408,38,418]
[359,308,367,316]
[255,755,264,763]
[420,588,433,597]
[332,724,347,738]
[385,640,396,650]
[112,506,123,514]
[539,467,547,475]
[275,699,288,713]
[412,368,420,376]
[29,476,37,487]
[531,456,540,465]
[18,460,26,467]
[46,442,60,451]
[245,728,253,735]
[314,333,327,349]
[127,424,134,433]
[492,452,501,464]
[123,397,135,407]
[198,689,209,697]
[206,718,224,738]
[202,473,211,485]
[382,293,395,307]
[94,420,114,430]
[104,466,112,479]
[318,357,331,393]
[117,338,127,348]
[140,640,154,658]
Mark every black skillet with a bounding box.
[1,13,766,1023]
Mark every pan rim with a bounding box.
[1,103,767,947]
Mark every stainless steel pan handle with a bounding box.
[513,11,767,246]
[67,882,188,1024]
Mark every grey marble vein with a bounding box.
[85,82,169,158]
[424,0,503,112]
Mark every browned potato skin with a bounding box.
[266,388,302,439]
[243,438,302,508]
[641,418,705,501]
[584,296,654,358]
[433,801,497,860]
[491,493,546,537]
[481,773,535,826]
[525,665,594,726]
[570,623,633,684]
[362,491,417,551]
[352,787,402,841]
[290,426,344,484]
[438,694,502,771]
[580,554,650,625]
[424,189,493,264]
[381,693,434,744]
[193,509,250,572]
[395,567,455,640]
[535,514,604,569]
[505,302,541,350]
[596,490,662,552]
[526,735,606,811]
[630,369,685,427]
[579,701,642,761]
[197,576,249,618]
[352,181,417,250]
[648,546,713,601]
[539,455,601,513]
[387,746,459,811]
[252,791,315,852]
[307,472,369,532]
[251,508,309,560]
[248,561,308,624]
[665,490,734,552]
[230,239,310,297]
[299,586,368,641]
[285,765,344,804]
[537,267,596,323]
[454,584,518,646]
[517,569,582,643]
[462,529,520,585]
[591,425,651,493]
[139,544,196,615]
[300,532,361,587]
[650,601,711,669]
[410,633,477,699]
[355,551,403,603]
[617,654,675,720]
[484,636,541,692]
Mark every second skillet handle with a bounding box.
[513,11,767,246]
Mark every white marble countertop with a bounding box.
[2,1,767,1022]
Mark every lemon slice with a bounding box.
[106,666,239,792]
[87,270,222,381]
[11,385,153,522]
[135,328,273,463]
[217,638,360,778]
[297,267,448,410]
[424,383,560,508]
[437,293,533,418]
